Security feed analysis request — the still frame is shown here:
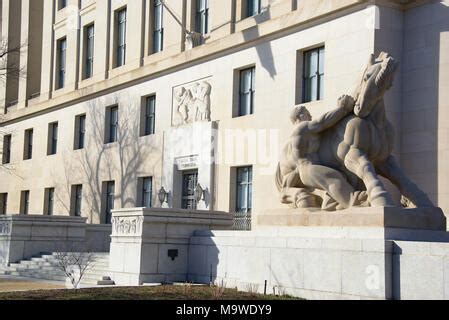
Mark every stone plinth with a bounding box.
[0,215,88,266]
[109,208,233,286]
[258,207,446,231]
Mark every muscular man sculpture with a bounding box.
[276,52,434,211]
[277,95,367,211]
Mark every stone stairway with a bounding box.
[0,252,114,286]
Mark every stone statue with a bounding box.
[277,96,369,211]
[174,81,211,125]
[276,52,434,210]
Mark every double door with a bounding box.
[182,170,198,210]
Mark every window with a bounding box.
[303,46,325,103]
[0,193,7,215]
[152,0,164,53]
[245,0,261,18]
[142,96,156,136]
[58,0,67,10]
[195,0,209,35]
[74,114,86,150]
[2,134,11,164]
[116,8,127,67]
[24,129,33,160]
[140,177,152,208]
[71,184,83,217]
[106,106,118,143]
[44,188,55,216]
[236,166,252,213]
[57,38,67,89]
[20,190,30,215]
[48,122,58,155]
[84,24,95,79]
[238,67,256,116]
[103,181,115,224]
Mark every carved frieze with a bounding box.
[0,221,11,235]
[112,217,143,236]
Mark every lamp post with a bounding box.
[194,183,206,203]
[158,187,168,206]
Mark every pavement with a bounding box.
[0,275,65,293]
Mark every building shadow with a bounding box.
[242,8,277,79]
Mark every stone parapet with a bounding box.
[109,208,233,286]
[0,215,88,266]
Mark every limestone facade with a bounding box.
[0,0,447,224]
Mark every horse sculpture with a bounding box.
[276,52,434,210]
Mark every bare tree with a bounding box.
[54,244,97,290]
[0,37,26,81]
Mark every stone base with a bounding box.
[189,227,449,300]
[108,208,233,286]
[257,207,447,231]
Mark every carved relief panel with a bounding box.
[112,217,144,236]
[172,79,212,126]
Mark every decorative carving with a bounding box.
[276,52,434,211]
[173,81,211,126]
[0,221,11,235]
[185,32,204,49]
[112,217,143,235]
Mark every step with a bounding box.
[20,271,66,278]
[84,271,111,278]
[19,273,67,282]
[97,280,115,286]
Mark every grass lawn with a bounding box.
[0,285,301,300]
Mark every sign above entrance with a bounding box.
[176,155,199,171]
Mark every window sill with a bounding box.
[232,113,255,120]
[235,10,271,33]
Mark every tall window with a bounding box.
[141,177,152,208]
[303,47,325,103]
[84,24,95,79]
[58,0,67,10]
[152,0,164,53]
[2,134,11,164]
[71,184,83,217]
[142,96,156,136]
[195,0,209,35]
[0,193,7,215]
[239,67,256,116]
[44,188,55,216]
[57,38,67,89]
[24,129,33,160]
[246,0,261,17]
[104,181,115,224]
[20,190,30,215]
[48,122,58,155]
[75,114,86,150]
[116,8,127,67]
[236,166,252,213]
[106,106,118,143]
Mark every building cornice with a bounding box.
[0,0,381,126]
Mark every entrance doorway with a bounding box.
[182,170,198,210]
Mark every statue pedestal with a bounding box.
[257,207,447,241]
[189,207,449,300]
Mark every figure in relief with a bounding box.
[174,81,211,125]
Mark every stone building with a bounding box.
[0,0,448,224]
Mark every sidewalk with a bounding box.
[0,276,65,293]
